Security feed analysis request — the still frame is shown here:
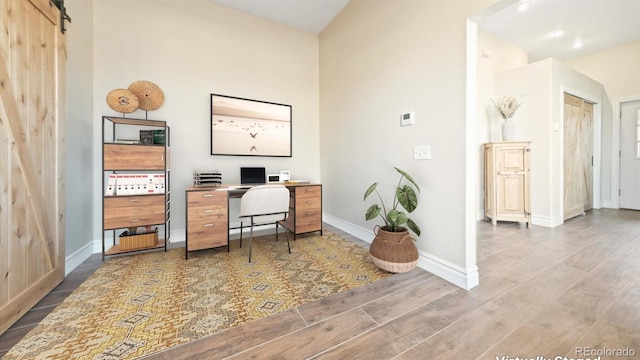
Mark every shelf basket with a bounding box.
[119,229,158,251]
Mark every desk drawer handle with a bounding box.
[132,209,140,212]
[305,212,315,216]
[203,223,214,227]
[130,219,141,223]
[203,209,214,213]
[203,194,214,198]
[130,198,141,202]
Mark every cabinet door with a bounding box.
[496,174,526,217]
[496,146,528,219]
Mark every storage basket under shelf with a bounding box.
[119,230,159,250]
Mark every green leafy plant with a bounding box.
[364,167,421,236]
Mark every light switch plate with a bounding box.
[413,145,430,160]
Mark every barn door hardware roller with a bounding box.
[50,0,72,34]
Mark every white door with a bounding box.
[620,100,640,209]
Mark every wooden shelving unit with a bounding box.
[102,116,171,260]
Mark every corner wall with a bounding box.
[320,0,493,289]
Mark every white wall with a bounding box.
[495,58,605,226]
[320,0,493,289]
[476,29,528,219]
[65,0,95,269]
[566,41,640,101]
[91,0,320,242]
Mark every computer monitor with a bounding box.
[240,167,266,184]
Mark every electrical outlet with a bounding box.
[413,145,430,160]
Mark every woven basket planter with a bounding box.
[369,226,418,273]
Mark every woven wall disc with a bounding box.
[106,89,139,113]
[128,80,164,111]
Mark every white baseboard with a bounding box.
[602,200,616,209]
[531,214,563,228]
[322,213,375,244]
[65,241,95,276]
[323,213,479,290]
[476,209,485,221]
[417,252,479,290]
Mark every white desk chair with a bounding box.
[238,184,291,262]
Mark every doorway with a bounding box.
[564,93,594,220]
[619,100,640,209]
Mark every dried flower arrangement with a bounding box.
[491,96,522,120]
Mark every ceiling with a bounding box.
[479,0,640,62]
[206,0,640,62]
[206,0,350,33]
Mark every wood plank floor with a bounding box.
[2,209,640,359]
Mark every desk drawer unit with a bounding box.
[186,189,228,257]
[104,195,165,229]
[285,185,322,237]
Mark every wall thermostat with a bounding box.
[401,111,414,126]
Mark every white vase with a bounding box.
[501,118,515,141]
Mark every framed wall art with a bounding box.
[210,94,292,157]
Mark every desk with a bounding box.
[185,183,322,259]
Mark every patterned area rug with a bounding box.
[3,231,390,360]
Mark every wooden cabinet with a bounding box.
[484,142,531,227]
[283,184,323,238]
[102,116,170,259]
[185,189,228,258]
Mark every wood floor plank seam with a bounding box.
[358,305,381,326]
[295,308,311,327]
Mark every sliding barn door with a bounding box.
[563,93,593,220]
[0,0,67,335]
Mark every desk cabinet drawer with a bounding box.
[291,209,321,233]
[296,185,321,199]
[187,218,228,250]
[186,189,228,252]
[104,195,165,229]
[188,205,227,221]
[187,190,226,206]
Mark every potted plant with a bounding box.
[363,167,420,273]
[491,95,522,141]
